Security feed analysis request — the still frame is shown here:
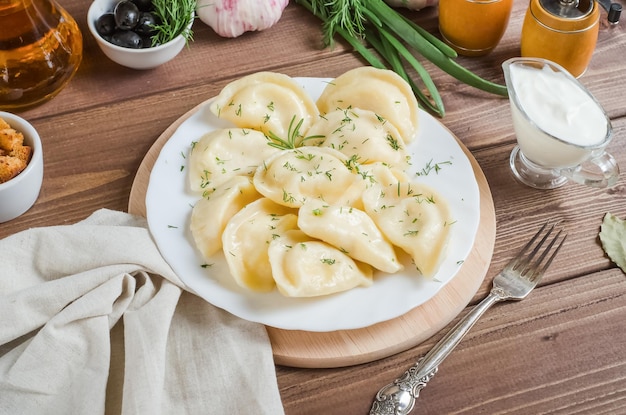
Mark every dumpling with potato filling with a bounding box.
[307,108,410,170]
[316,67,420,143]
[209,71,319,139]
[253,146,365,209]
[268,229,374,297]
[222,198,298,292]
[190,176,262,259]
[188,128,278,194]
[298,199,402,273]
[362,180,452,277]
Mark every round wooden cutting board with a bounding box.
[128,103,496,369]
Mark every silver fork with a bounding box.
[370,221,567,415]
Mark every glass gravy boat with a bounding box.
[502,57,619,189]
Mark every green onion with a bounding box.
[365,26,444,116]
[296,0,508,117]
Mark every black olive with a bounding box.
[114,0,140,30]
[134,12,160,37]
[110,30,144,49]
[140,36,154,48]
[95,13,117,37]
[131,0,153,12]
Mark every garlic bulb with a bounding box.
[197,0,289,38]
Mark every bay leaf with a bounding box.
[599,212,626,273]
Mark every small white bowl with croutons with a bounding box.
[87,0,194,70]
[0,112,43,223]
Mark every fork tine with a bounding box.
[514,222,566,280]
[508,222,549,271]
[534,230,566,278]
[509,222,566,273]
[523,224,558,272]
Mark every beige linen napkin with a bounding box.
[0,209,284,415]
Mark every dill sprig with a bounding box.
[316,0,368,47]
[151,0,196,46]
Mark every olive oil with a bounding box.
[0,0,82,111]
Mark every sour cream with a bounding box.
[508,63,609,168]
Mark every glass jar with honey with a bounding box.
[438,0,514,56]
[0,0,83,111]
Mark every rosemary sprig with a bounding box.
[266,115,325,150]
[151,0,196,45]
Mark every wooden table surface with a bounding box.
[2,0,625,413]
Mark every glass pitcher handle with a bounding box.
[561,152,620,188]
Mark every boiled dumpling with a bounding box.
[298,199,402,273]
[268,230,374,297]
[222,198,298,292]
[209,72,319,139]
[253,146,365,208]
[358,162,410,190]
[362,180,452,277]
[190,176,262,259]
[188,128,279,194]
[316,67,420,142]
[307,108,410,170]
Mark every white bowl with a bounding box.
[0,112,44,223]
[87,0,192,70]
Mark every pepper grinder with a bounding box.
[520,0,621,77]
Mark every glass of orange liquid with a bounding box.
[438,0,514,56]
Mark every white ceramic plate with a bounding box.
[146,77,480,332]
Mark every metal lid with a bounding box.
[539,0,594,18]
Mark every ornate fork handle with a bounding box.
[370,288,504,415]
[369,357,437,415]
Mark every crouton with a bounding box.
[0,128,24,152]
[0,155,27,183]
[0,118,33,184]
[10,145,32,163]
